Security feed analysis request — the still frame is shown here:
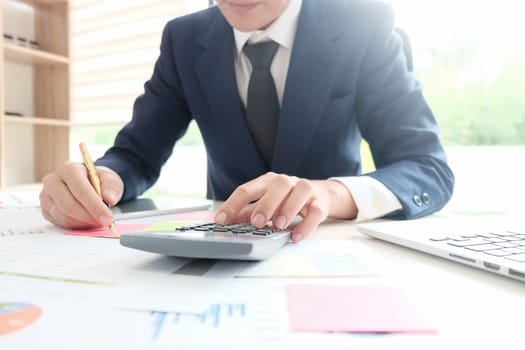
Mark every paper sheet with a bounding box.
[0,207,51,234]
[0,192,40,208]
[1,275,442,349]
[0,275,290,350]
[236,240,381,278]
[0,232,167,284]
[286,283,438,334]
[0,228,247,285]
[0,276,116,349]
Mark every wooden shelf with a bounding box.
[73,121,127,128]
[16,0,68,5]
[1,0,71,188]
[3,116,130,128]
[3,115,71,127]
[3,43,69,65]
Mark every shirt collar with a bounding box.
[233,0,302,56]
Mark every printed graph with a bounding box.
[150,303,246,339]
[66,299,287,348]
[0,302,42,336]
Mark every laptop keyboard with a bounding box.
[429,230,525,263]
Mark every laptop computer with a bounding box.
[357,217,525,282]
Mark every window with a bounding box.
[389,0,525,145]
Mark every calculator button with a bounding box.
[232,229,251,234]
[253,230,273,236]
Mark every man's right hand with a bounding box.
[39,162,124,229]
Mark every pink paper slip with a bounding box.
[286,284,438,334]
[64,224,150,238]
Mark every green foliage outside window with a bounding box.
[417,35,525,146]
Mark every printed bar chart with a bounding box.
[150,303,247,339]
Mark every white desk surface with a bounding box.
[1,198,524,349]
[314,218,525,348]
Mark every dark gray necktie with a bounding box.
[244,40,280,166]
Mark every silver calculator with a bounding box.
[120,222,291,261]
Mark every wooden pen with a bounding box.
[79,142,117,235]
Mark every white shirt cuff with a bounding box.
[331,176,402,222]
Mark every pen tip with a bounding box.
[110,222,118,235]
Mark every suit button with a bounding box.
[422,192,430,204]
[413,195,422,206]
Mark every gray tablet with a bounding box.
[111,197,211,220]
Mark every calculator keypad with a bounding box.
[175,222,280,237]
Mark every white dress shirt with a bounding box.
[232,0,402,222]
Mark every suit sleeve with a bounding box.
[355,5,454,219]
[95,22,193,202]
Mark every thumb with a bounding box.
[97,166,124,206]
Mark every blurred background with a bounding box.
[67,0,525,214]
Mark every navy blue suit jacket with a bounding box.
[97,0,454,219]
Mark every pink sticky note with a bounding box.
[64,224,150,238]
[286,284,437,334]
[174,210,216,221]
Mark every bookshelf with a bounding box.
[0,0,70,188]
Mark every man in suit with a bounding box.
[39,0,454,242]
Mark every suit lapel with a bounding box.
[194,11,268,178]
[273,0,343,174]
